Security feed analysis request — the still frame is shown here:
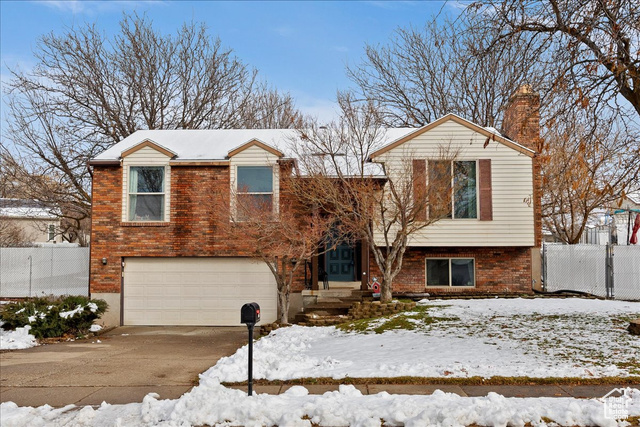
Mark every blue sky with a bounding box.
[1,1,462,122]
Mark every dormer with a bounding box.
[121,139,176,223]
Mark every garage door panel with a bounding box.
[123,257,277,326]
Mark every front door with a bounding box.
[326,243,354,281]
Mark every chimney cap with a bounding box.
[516,84,534,95]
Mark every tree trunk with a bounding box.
[380,273,393,303]
[278,284,290,324]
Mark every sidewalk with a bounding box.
[2,383,637,408]
[227,383,639,399]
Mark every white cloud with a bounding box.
[33,0,166,16]
[333,46,349,53]
[295,94,340,124]
[273,25,294,37]
[365,1,420,10]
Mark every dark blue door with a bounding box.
[326,243,354,281]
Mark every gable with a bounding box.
[121,139,177,159]
[227,139,284,159]
[370,114,535,159]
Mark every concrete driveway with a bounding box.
[0,326,247,407]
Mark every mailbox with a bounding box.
[241,302,260,325]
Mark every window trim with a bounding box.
[125,165,168,222]
[425,257,476,288]
[47,224,55,241]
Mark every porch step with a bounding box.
[297,288,369,324]
[328,281,361,290]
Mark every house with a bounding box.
[576,192,640,245]
[0,198,62,246]
[89,86,541,326]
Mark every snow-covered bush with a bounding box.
[0,296,107,339]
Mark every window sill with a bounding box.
[425,285,476,288]
[120,221,170,227]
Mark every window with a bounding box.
[48,224,55,241]
[236,166,273,218]
[128,166,165,221]
[427,160,477,219]
[426,258,475,287]
[454,161,477,219]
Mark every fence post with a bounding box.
[605,244,614,299]
[542,243,547,292]
[28,255,33,297]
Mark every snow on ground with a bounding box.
[0,322,37,350]
[2,382,639,427]
[208,298,640,381]
[2,298,640,426]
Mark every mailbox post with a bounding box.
[240,302,260,396]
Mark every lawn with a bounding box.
[2,297,639,427]
[207,298,640,382]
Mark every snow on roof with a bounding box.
[93,129,297,161]
[92,128,418,162]
[0,198,61,219]
[627,191,640,205]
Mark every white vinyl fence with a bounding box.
[613,245,640,301]
[0,247,89,297]
[543,243,639,301]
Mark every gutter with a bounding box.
[88,159,121,166]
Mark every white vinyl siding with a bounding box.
[229,145,280,217]
[375,119,535,247]
[123,257,277,326]
[122,146,171,222]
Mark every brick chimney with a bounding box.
[502,84,543,290]
[502,84,542,152]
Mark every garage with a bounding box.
[123,257,277,326]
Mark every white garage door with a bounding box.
[123,257,277,326]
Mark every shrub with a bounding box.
[0,295,108,339]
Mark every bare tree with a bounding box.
[0,219,30,247]
[347,14,549,127]
[290,93,456,303]
[216,163,332,324]
[477,0,640,118]
[541,104,640,243]
[2,13,302,242]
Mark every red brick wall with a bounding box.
[368,246,532,295]
[90,164,275,294]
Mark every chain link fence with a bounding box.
[543,243,639,301]
[0,247,89,297]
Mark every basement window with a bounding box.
[426,258,475,287]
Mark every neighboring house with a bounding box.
[89,86,541,326]
[0,198,62,245]
[578,192,640,245]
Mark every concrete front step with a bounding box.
[328,281,361,290]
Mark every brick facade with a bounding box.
[369,247,533,295]
[89,164,280,294]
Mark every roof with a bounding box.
[90,116,534,165]
[92,129,301,162]
[0,198,61,219]
[627,191,640,206]
[91,128,418,163]
[370,114,536,159]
